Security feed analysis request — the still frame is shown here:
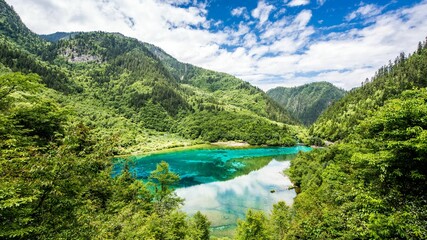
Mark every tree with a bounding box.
[149,161,182,213]
[0,72,42,106]
[236,210,271,240]
[270,201,292,240]
[189,211,211,240]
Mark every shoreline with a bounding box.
[115,141,309,159]
[210,141,250,147]
[115,142,251,159]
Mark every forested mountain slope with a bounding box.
[41,32,293,125]
[267,82,345,125]
[45,32,297,148]
[0,0,300,155]
[311,42,427,141]
[0,0,47,54]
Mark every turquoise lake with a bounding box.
[113,146,311,237]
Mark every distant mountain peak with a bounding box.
[0,0,48,53]
[267,82,346,125]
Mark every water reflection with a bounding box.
[175,160,295,237]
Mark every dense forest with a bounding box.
[0,71,211,239]
[267,82,346,125]
[2,0,427,239]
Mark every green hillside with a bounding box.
[46,31,297,151]
[267,82,346,125]
[0,0,48,54]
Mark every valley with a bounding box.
[1,0,427,239]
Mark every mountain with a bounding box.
[311,42,427,141]
[267,82,346,125]
[0,0,48,54]
[40,31,79,42]
[0,1,299,155]
[0,0,80,93]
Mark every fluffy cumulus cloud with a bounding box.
[6,0,427,90]
[231,7,247,17]
[251,1,275,26]
[287,0,310,7]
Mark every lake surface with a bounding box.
[113,146,311,237]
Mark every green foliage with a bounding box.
[175,110,296,145]
[0,36,79,93]
[149,161,180,202]
[355,89,427,197]
[0,70,210,239]
[279,89,427,239]
[236,210,271,240]
[0,73,92,239]
[189,211,211,240]
[265,42,427,239]
[270,201,292,240]
[268,81,346,125]
[0,72,42,104]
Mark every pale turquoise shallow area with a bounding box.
[113,146,311,238]
[112,146,311,187]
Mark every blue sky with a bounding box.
[6,0,427,90]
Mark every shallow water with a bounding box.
[112,146,311,237]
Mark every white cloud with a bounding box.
[317,0,326,6]
[231,7,245,17]
[162,0,191,5]
[251,1,275,26]
[346,3,383,21]
[287,0,310,7]
[231,6,250,20]
[294,9,312,28]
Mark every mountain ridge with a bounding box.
[267,81,346,125]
